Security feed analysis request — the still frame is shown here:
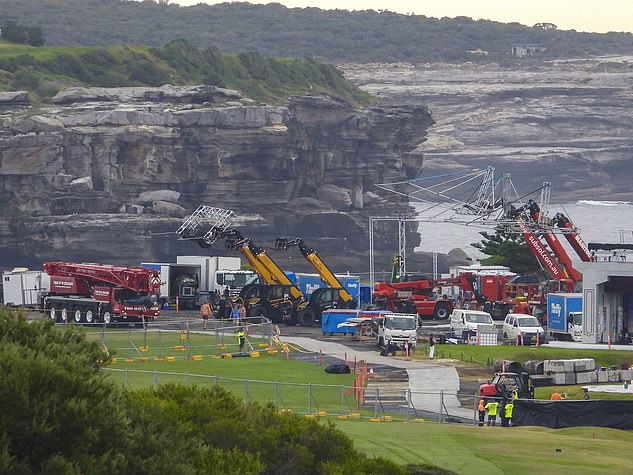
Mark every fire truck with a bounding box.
[43,262,161,324]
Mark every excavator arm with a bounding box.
[275,237,355,303]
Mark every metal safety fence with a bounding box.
[102,365,496,424]
[84,317,275,360]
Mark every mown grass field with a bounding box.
[92,329,359,415]
[337,420,633,475]
[416,343,633,369]
[94,329,633,474]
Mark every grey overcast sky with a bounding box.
[171,0,633,33]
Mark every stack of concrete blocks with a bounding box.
[544,359,598,385]
[574,359,598,384]
[596,367,632,383]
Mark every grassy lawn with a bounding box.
[337,420,633,475]
[98,333,359,415]
[533,384,633,401]
[85,327,272,359]
[416,343,633,369]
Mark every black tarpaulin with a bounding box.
[513,399,633,430]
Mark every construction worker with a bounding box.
[239,302,246,321]
[550,390,563,401]
[428,334,435,360]
[484,399,499,426]
[502,401,514,427]
[477,399,486,427]
[200,300,211,330]
[237,326,246,352]
[511,388,519,400]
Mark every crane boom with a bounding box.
[275,237,354,303]
[224,230,304,300]
[552,213,593,262]
[541,232,582,284]
[516,221,565,280]
[43,262,160,293]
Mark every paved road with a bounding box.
[284,336,474,421]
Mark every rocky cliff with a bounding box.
[342,60,633,202]
[0,85,446,274]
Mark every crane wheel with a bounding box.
[73,308,82,324]
[85,309,94,324]
[433,303,450,320]
[49,306,57,322]
[298,310,315,327]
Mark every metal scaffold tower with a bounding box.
[177,206,235,246]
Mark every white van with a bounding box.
[449,309,493,333]
[503,313,546,344]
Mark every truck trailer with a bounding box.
[141,262,201,310]
[2,268,50,307]
[177,255,257,296]
[547,293,583,341]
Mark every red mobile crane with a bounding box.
[43,262,161,324]
[373,275,482,320]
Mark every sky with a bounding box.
[171,0,633,34]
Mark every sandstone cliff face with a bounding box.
[0,86,439,274]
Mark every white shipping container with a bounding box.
[2,269,50,306]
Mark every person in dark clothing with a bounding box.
[429,335,435,360]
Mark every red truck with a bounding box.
[373,275,482,320]
[43,262,161,324]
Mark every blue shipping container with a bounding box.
[284,272,360,305]
[547,293,582,332]
[321,310,361,335]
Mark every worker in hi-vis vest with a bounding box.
[485,400,499,426]
[237,326,246,352]
[502,401,514,427]
[477,399,486,427]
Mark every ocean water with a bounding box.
[414,200,633,261]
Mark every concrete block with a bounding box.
[544,360,574,373]
[619,369,632,381]
[550,373,567,385]
[565,373,577,385]
[597,370,608,383]
[607,370,620,382]
[576,371,597,384]
[573,358,596,372]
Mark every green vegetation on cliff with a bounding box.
[0,38,367,104]
[2,0,633,63]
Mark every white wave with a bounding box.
[576,200,632,207]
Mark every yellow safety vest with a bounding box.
[485,401,498,416]
[505,403,514,418]
[237,331,245,342]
